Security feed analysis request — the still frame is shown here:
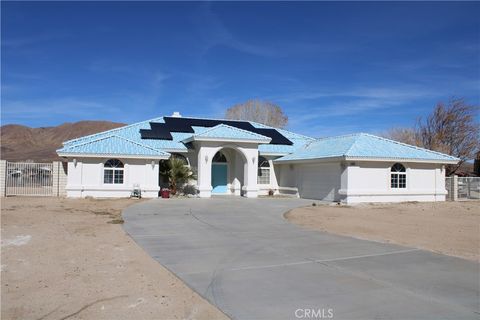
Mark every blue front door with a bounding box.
[212,163,228,194]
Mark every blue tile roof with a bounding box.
[58,135,170,158]
[59,116,314,156]
[58,116,457,163]
[187,124,271,141]
[275,133,459,163]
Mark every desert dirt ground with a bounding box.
[1,197,228,320]
[285,201,480,262]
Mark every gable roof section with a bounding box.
[275,133,459,163]
[61,117,190,152]
[63,116,163,146]
[57,135,170,159]
[183,124,272,143]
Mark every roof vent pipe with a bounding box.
[171,111,182,117]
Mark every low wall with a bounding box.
[0,160,6,197]
[52,161,68,197]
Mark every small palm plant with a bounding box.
[159,156,196,195]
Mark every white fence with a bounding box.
[6,162,53,196]
[1,160,67,197]
[446,176,480,201]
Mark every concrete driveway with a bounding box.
[123,198,479,320]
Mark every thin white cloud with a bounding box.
[86,62,171,111]
[152,72,170,88]
[281,84,442,132]
[87,61,137,74]
[274,85,438,104]
[195,4,348,58]
[1,84,19,94]
[1,98,117,120]
[185,74,223,94]
[287,99,387,128]
[2,32,68,48]
[7,73,43,80]
[195,4,278,58]
[1,64,172,125]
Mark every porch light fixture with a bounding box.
[205,155,208,163]
[151,160,155,168]
[252,156,256,164]
[73,158,77,167]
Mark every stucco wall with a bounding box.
[304,162,342,201]
[66,157,160,198]
[287,162,343,201]
[274,163,298,188]
[339,161,446,203]
[275,160,447,203]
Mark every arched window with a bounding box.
[258,156,270,185]
[390,163,406,188]
[213,152,227,163]
[104,159,124,184]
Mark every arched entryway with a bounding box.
[209,148,248,195]
[197,144,259,198]
[211,151,228,194]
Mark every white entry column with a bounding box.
[197,146,212,198]
[241,147,259,198]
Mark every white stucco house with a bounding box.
[57,113,459,203]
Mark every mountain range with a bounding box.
[1,121,125,162]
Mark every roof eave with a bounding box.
[260,152,289,157]
[183,136,272,144]
[161,148,189,153]
[274,156,345,164]
[274,155,459,165]
[344,156,460,164]
[57,152,170,160]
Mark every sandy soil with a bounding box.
[1,197,228,320]
[286,201,480,261]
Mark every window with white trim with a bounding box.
[104,159,124,184]
[390,163,406,188]
[257,156,270,185]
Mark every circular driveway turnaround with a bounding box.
[123,198,479,320]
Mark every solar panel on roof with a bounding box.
[139,117,293,145]
[139,122,173,140]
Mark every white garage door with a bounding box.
[297,163,341,201]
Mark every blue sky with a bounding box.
[1,1,479,137]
